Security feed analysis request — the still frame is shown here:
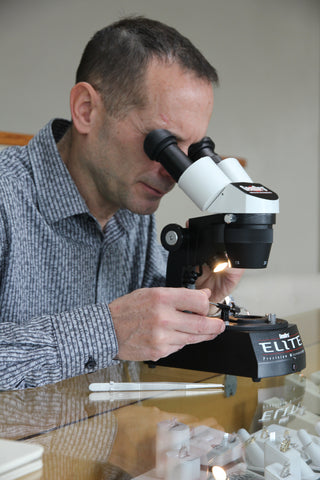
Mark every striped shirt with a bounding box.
[0,119,167,390]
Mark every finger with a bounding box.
[142,320,225,361]
[171,311,225,336]
[165,287,211,316]
[182,331,222,345]
[164,330,222,354]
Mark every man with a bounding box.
[0,16,242,390]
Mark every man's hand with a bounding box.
[109,287,225,362]
[195,265,244,304]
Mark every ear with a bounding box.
[70,82,101,134]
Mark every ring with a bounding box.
[244,436,255,447]
[280,438,290,452]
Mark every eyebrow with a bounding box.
[173,133,185,142]
[164,131,187,144]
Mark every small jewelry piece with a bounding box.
[280,438,290,452]
[261,427,270,439]
[244,435,255,447]
[280,461,291,478]
[227,433,237,443]
[170,417,178,428]
[208,302,221,316]
[178,445,189,458]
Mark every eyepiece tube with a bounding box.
[189,136,252,183]
[144,129,193,182]
[188,137,222,164]
[144,129,231,211]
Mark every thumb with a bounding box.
[200,288,212,299]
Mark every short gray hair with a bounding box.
[76,16,219,117]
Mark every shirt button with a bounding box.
[85,356,97,370]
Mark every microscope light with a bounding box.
[212,255,231,273]
[211,465,227,480]
[213,261,228,273]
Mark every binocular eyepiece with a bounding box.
[144,129,220,182]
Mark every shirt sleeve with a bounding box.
[0,303,119,390]
[0,206,166,390]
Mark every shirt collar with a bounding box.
[28,119,143,232]
[28,119,89,223]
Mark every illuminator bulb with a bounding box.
[212,466,227,480]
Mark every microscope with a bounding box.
[144,129,306,381]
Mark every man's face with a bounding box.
[87,61,214,217]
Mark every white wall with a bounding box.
[0,0,319,276]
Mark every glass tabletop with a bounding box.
[0,309,319,480]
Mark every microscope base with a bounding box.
[150,322,306,381]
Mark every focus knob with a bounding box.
[161,224,184,252]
